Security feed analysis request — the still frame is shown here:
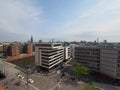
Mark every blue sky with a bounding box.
[0,0,120,42]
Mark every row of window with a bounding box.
[41,58,63,67]
[42,49,63,53]
[75,55,100,59]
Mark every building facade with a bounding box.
[35,43,64,69]
[75,46,100,72]
[75,46,120,81]
[100,48,120,79]
[0,45,3,53]
[9,44,20,56]
[3,44,20,56]
[64,46,71,61]
[23,44,33,54]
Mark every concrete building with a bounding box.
[35,43,64,69]
[100,48,120,79]
[75,46,100,72]
[64,46,71,61]
[75,45,120,82]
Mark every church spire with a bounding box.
[31,35,33,43]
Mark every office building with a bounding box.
[100,48,120,79]
[64,46,71,61]
[75,46,100,72]
[35,43,64,69]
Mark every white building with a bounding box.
[35,43,64,69]
[64,46,71,61]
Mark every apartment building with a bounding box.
[100,48,120,79]
[35,43,64,69]
[75,46,100,72]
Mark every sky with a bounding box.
[0,0,120,42]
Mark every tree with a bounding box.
[83,83,101,90]
[71,61,90,80]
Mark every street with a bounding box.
[0,59,39,90]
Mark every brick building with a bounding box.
[3,44,20,56]
[23,44,33,54]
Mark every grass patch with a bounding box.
[0,53,3,57]
[83,83,101,90]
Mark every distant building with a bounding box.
[39,40,42,43]
[35,43,64,69]
[104,40,107,43]
[31,35,33,43]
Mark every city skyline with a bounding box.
[0,0,120,42]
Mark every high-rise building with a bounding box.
[35,43,64,69]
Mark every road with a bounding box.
[92,82,120,90]
[0,59,40,90]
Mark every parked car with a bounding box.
[28,79,34,84]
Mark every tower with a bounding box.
[31,35,33,43]
[97,38,99,43]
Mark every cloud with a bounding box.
[0,0,42,38]
[58,0,120,42]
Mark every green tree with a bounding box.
[71,61,90,80]
[83,83,101,90]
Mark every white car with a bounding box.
[28,79,34,84]
[17,74,24,79]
